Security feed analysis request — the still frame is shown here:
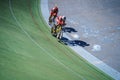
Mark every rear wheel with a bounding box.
[49,16,55,25]
[51,27,54,34]
[51,25,57,37]
[56,25,63,40]
[49,19,52,25]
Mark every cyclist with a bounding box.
[54,16,66,34]
[49,6,58,23]
[56,16,66,26]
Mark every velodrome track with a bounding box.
[48,0,120,72]
[42,0,120,79]
[0,0,118,80]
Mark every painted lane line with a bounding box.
[40,0,120,80]
[9,0,85,79]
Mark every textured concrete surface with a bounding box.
[48,0,120,72]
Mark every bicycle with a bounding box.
[51,24,63,40]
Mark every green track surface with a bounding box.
[0,0,113,80]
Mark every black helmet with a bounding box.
[62,16,66,21]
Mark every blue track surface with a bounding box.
[41,0,120,79]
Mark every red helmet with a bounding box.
[53,6,58,11]
[55,6,58,9]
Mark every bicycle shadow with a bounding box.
[62,27,77,33]
[60,37,90,47]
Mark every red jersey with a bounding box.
[56,16,64,25]
[50,7,58,16]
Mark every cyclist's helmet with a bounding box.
[54,6,58,10]
[53,6,58,12]
[62,16,66,21]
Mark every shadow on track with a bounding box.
[62,27,77,33]
[59,37,90,47]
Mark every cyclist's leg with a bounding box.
[49,15,52,22]
[53,15,57,23]
[54,24,57,34]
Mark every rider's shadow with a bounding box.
[60,37,90,47]
[62,27,77,33]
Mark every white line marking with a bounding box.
[9,0,85,79]
[40,0,120,80]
